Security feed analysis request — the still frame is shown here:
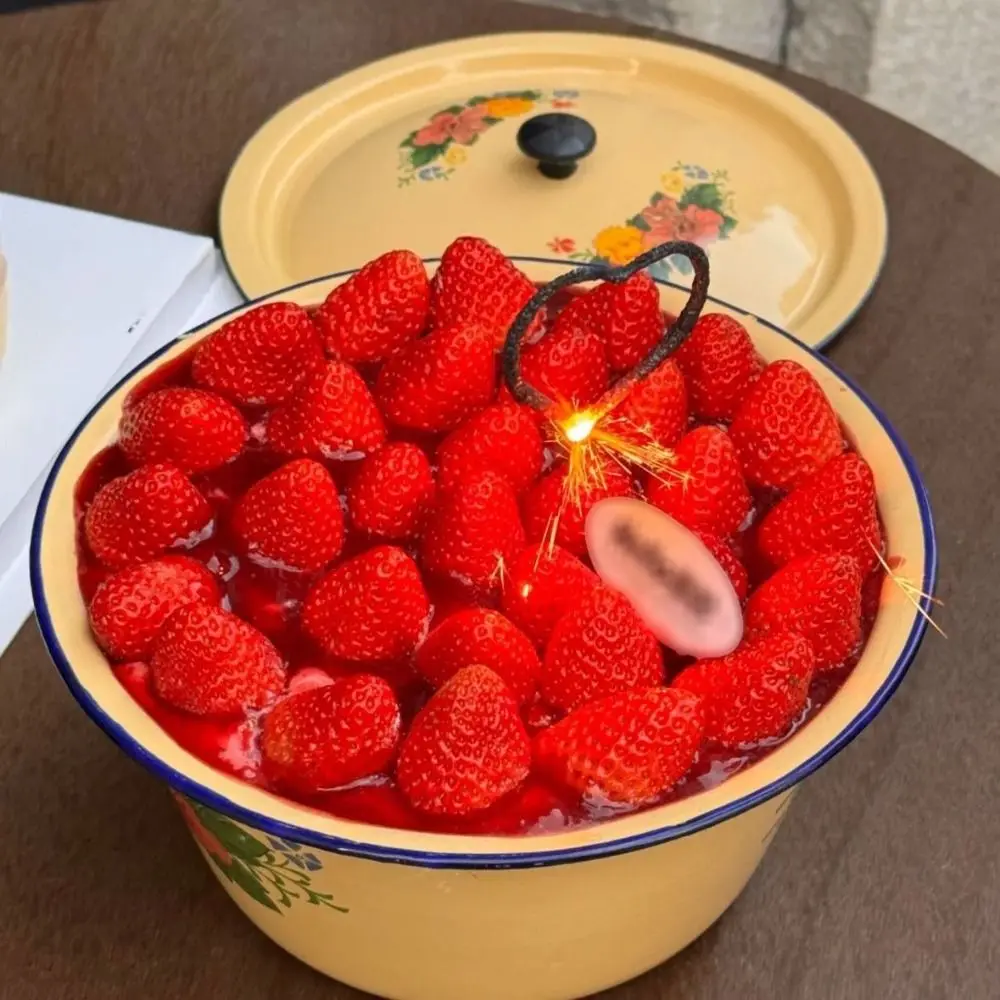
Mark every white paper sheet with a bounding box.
[0,193,245,653]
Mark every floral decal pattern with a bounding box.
[398,90,580,186]
[551,163,738,281]
[175,794,348,915]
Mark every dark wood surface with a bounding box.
[1,1,997,998]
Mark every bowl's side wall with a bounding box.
[177,790,792,1000]
[33,261,931,864]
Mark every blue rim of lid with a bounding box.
[30,260,936,870]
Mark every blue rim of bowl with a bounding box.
[30,259,936,871]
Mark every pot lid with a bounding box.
[220,32,887,349]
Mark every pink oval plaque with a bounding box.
[585,497,743,658]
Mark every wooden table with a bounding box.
[1,1,997,998]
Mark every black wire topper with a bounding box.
[501,240,710,415]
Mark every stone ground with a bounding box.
[528,0,1000,173]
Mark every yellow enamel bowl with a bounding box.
[32,259,936,1000]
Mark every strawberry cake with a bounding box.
[73,237,885,836]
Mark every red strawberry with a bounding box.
[429,236,537,347]
[598,271,664,372]
[421,471,525,593]
[647,426,751,536]
[694,530,749,602]
[192,302,325,406]
[758,452,882,575]
[150,603,286,716]
[436,403,543,495]
[375,323,496,433]
[231,458,344,572]
[746,552,863,670]
[534,687,704,805]
[88,555,219,661]
[302,545,430,662]
[415,608,541,704]
[347,442,435,540]
[84,463,212,569]
[552,273,664,373]
[730,360,844,490]
[673,631,815,747]
[119,387,247,474]
[266,360,385,459]
[522,460,633,557]
[261,674,401,794]
[396,664,531,816]
[673,312,763,421]
[520,319,608,408]
[314,250,430,363]
[541,585,663,712]
[501,543,599,648]
[608,358,688,447]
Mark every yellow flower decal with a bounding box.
[659,170,687,199]
[484,96,535,118]
[444,145,468,166]
[592,225,644,267]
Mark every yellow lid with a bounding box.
[220,32,887,349]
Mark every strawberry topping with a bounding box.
[396,665,531,816]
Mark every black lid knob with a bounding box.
[516,112,596,180]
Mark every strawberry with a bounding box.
[119,387,247,474]
[88,555,219,661]
[673,631,815,747]
[429,236,537,347]
[192,302,325,406]
[695,530,749,602]
[421,470,525,593]
[84,463,212,569]
[266,360,385,459]
[534,687,704,805]
[746,552,863,670]
[415,608,541,704]
[730,360,844,490]
[598,271,664,372]
[261,674,401,794]
[375,323,496,433]
[522,460,632,557]
[520,318,608,408]
[231,458,344,572]
[150,603,286,716]
[551,273,664,373]
[647,426,751,536]
[541,585,663,712]
[608,358,688,447]
[501,543,599,648]
[436,403,543,495]
[396,664,531,816]
[673,312,763,422]
[314,249,430,363]
[757,452,883,575]
[302,545,430,662]
[347,442,435,540]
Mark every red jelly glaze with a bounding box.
[74,290,885,836]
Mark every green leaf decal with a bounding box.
[409,143,446,168]
[192,804,268,859]
[228,860,281,912]
[678,183,725,214]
